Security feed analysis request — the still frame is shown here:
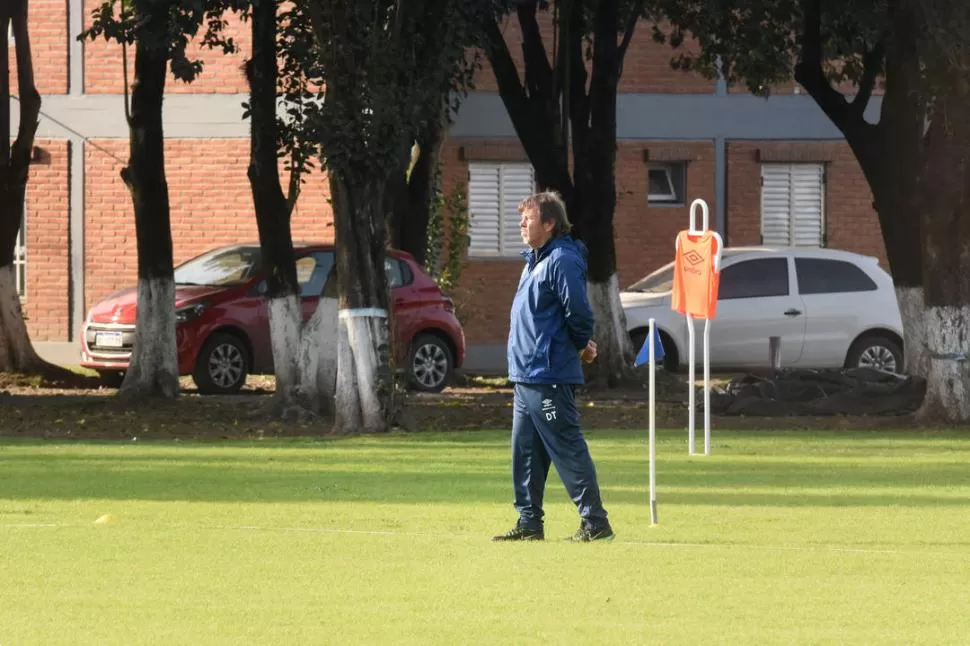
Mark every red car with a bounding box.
[80,243,466,394]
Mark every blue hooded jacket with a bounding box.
[507,235,595,385]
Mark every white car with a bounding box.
[621,247,905,373]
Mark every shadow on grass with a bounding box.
[0,437,967,508]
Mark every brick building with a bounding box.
[14,4,885,371]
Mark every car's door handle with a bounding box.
[784,308,802,317]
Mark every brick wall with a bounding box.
[83,138,332,312]
[616,140,716,287]
[25,139,71,341]
[8,0,68,94]
[82,0,251,94]
[726,140,886,263]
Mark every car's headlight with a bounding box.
[176,303,208,324]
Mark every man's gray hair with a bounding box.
[518,190,572,237]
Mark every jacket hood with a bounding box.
[565,236,588,259]
[525,235,588,262]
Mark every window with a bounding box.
[761,163,825,247]
[467,162,535,257]
[303,254,410,298]
[795,258,877,295]
[298,252,334,297]
[385,257,413,288]
[718,258,789,300]
[647,162,686,206]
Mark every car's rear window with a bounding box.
[795,258,878,295]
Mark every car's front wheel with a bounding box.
[407,333,453,393]
[192,332,250,394]
[845,335,904,374]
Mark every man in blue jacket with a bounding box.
[492,191,614,543]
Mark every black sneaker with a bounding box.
[492,525,544,541]
[569,524,615,542]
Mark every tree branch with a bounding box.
[618,0,646,78]
[0,11,10,165]
[567,0,589,138]
[483,15,571,195]
[852,38,885,118]
[10,0,39,171]
[517,1,554,100]
[482,17,530,118]
[794,0,866,138]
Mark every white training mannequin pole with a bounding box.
[703,318,712,455]
[686,313,695,455]
[648,318,658,525]
[684,198,722,456]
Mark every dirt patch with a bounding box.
[0,371,914,441]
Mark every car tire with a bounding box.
[845,335,904,374]
[97,370,125,389]
[192,332,250,395]
[407,333,453,393]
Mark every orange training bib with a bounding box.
[671,230,720,320]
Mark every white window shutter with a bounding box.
[500,164,535,254]
[468,163,502,256]
[790,164,824,247]
[468,162,535,257]
[760,163,824,247]
[761,164,793,246]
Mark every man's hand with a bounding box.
[580,340,598,364]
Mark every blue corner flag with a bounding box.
[634,329,666,368]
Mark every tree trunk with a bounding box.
[860,136,925,376]
[872,1,927,377]
[118,7,178,400]
[330,175,393,434]
[388,114,447,266]
[0,2,48,374]
[246,0,310,418]
[915,94,970,423]
[795,0,928,377]
[298,294,338,415]
[570,0,635,387]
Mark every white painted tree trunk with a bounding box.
[0,265,40,371]
[334,310,389,434]
[119,277,179,399]
[896,286,929,377]
[267,294,302,414]
[297,296,338,415]
[586,274,636,386]
[917,306,970,422]
[264,294,340,418]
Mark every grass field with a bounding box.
[2,428,969,644]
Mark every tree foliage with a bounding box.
[424,180,470,295]
[647,0,888,96]
[83,0,244,82]
[303,0,496,187]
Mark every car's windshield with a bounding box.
[626,263,674,293]
[174,246,263,286]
